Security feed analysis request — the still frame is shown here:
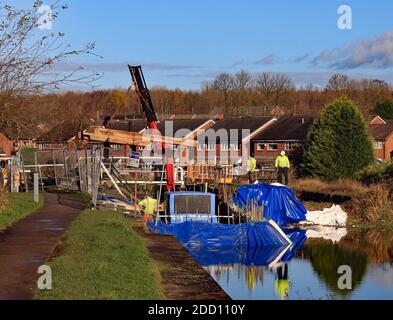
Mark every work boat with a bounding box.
[148,184,308,251]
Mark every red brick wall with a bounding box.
[375,136,393,160]
[0,132,13,156]
[254,142,286,159]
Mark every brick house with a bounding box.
[106,118,216,160]
[368,115,393,161]
[251,115,315,163]
[0,126,40,156]
[195,117,277,164]
[35,121,90,150]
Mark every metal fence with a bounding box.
[21,146,103,205]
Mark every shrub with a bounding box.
[0,187,8,211]
[374,99,393,120]
[356,161,393,184]
[301,98,374,180]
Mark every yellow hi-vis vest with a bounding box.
[247,157,257,172]
[138,197,158,215]
[275,155,290,168]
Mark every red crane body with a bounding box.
[128,65,175,191]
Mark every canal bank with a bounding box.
[132,220,230,300]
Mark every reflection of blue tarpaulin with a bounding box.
[281,229,308,262]
[148,220,290,249]
[233,184,307,225]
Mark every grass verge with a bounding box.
[36,210,165,300]
[0,192,44,230]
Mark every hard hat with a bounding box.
[280,151,286,156]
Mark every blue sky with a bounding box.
[14,0,393,90]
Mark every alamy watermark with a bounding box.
[337,265,352,290]
[37,265,52,290]
[337,5,352,30]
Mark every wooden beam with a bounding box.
[83,127,197,147]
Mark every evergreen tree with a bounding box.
[302,98,374,180]
[374,99,393,120]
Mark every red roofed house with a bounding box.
[251,115,315,162]
[368,115,393,161]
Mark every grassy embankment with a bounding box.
[291,178,393,227]
[36,209,165,300]
[0,192,44,230]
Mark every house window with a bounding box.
[230,143,239,151]
[206,143,215,151]
[110,144,121,151]
[221,143,230,151]
[285,142,300,151]
[256,143,265,151]
[197,143,204,151]
[374,141,383,150]
[267,143,278,151]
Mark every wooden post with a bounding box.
[186,197,189,222]
[227,202,230,225]
[134,171,138,217]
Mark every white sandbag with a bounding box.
[270,183,287,187]
[305,205,347,227]
[305,225,347,243]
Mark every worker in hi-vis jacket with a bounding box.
[138,192,158,223]
[275,151,290,185]
[247,153,257,184]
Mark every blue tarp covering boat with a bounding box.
[232,184,307,225]
[148,221,307,267]
[148,220,290,250]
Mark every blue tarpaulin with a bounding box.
[148,220,290,250]
[148,221,307,267]
[233,184,307,225]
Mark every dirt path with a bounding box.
[133,222,230,300]
[0,193,84,300]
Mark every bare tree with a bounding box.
[255,72,275,99]
[255,72,292,106]
[212,72,235,110]
[272,73,293,106]
[234,70,253,91]
[0,0,102,129]
[325,74,350,91]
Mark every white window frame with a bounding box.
[197,143,204,151]
[221,143,230,151]
[206,143,215,151]
[256,143,265,151]
[230,143,239,151]
[374,141,383,150]
[110,144,122,151]
[267,143,278,151]
[285,142,300,151]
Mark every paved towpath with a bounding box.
[0,193,84,300]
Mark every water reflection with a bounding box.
[198,227,393,300]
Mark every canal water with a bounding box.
[194,227,393,300]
